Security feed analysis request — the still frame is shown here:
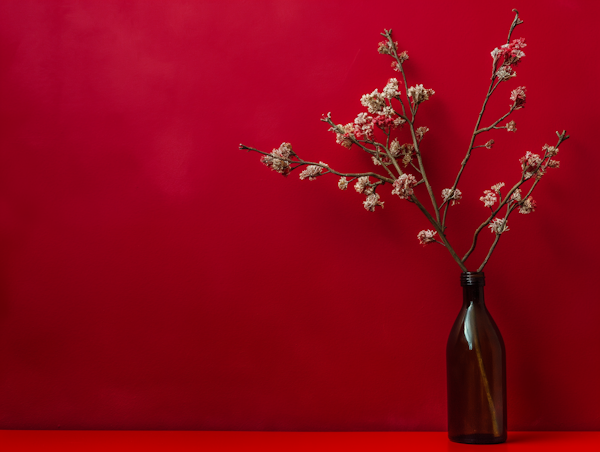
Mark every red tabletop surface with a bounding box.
[0,431,599,451]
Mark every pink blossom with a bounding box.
[520,151,542,179]
[509,37,527,50]
[510,86,527,109]
[492,38,526,67]
[373,114,398,130]
[378,40,398,55]
[542,144,559,157]
[506,120,517,132]
[417,229,437,246]
[392,173,417,199]
[501,38,527,65]
[519,196,536,214]
[371,154,391,166]
[415,126,429,141]
[484,139,495,149]
[353,112,374,139]
[338,177,349,190]
[333,123,354,149]
[363,193,384,212]
[354,176,371,194]
[261,142,293,176]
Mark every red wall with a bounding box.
[0,0,598,430]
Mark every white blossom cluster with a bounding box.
[389,140,415,166]
[491,182,505,193]
[511,188,522,202]
[377,40,398,55]
[360,89,387,115]
[407,84,435,105]
[392,173,417,199]
[480,190,498,208]
[389,139,401,157]
[518,196,536,214]
[382,78,400,99]
[488,218,509,234]
[299,162,327,181]
[542,144,559,157]
[354,112,374,139]
[363,193,384,212]
[442,188,462,206]
[495,66,516,82]
[415,126,429,141]
[354,176,373,195]
[338,177,349,190]
[371,153,392,166]
[261,142,293,175]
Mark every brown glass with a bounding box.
[446,272,506,444]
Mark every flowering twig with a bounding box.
[441,9,524,230]
[477,206,515,273]
[239,144,394,183]
[463,131,569,268]
[241,11,568,275]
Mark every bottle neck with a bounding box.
[461,272,485,306]
[463,285,485,306]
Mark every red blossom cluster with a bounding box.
[372,115,398,130]
[498,37,527,66]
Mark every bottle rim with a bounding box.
[460,272,485,286]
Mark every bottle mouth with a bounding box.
[461,272,485,286]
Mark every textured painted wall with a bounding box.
[0,0,597,430]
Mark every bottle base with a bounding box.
[449,433,507,444]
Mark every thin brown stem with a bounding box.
[240,144,394,183]
[477,207,514,273]
[442,10,523,231]
[465,130,569,266]
[411,195,468,272]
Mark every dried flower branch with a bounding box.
[240,10,569,273]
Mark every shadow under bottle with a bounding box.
[446,272,506,444]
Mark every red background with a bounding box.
[0,0,598,431]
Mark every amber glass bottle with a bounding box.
[446,272,506,444]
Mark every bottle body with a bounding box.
[446,272,506,444]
